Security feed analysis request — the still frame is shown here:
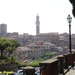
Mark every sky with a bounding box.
[0,0,74,35]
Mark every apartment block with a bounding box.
[0,23,7,35]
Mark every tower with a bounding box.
[0,23,7,35]
[36,14,40,35]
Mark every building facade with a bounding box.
[0,23,7,35]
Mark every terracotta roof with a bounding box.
[17,46,32,51]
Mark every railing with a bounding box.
[23,51,75,75]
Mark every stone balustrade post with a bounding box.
[64,54,69,69]
[57,55,64,74]
[23,66,35,75]
[73,52,75,61]
[39,59,58,75]
[68,53,74,67]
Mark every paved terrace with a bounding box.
[59,67,75,75]
[65,67,75,75]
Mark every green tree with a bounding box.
[6,47,15,56]
[44,52,55,60]
[0,38,20,59]
[0,38,10,58]
[9,40,20,48]
[6,39,20,56]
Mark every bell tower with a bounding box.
[36,14,40,35]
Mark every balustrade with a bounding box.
[23,52,75,75]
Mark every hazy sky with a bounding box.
[0,0,74,35]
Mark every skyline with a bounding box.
[0,0,75,35]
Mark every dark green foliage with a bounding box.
[18,52,55,67]
[0,38,11,58]
[10,56,16,63]
[69,0,75,17]
[0,55,11,63]
[69,0,74,4]
[32,56,36,60]
[9,40,20,48]
[44,52,55,60]
[0,38,20,59]
[72,7,75,17]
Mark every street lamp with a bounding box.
[67,14,72,53]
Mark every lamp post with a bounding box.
[67,14,72,53]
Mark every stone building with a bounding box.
[15,42,55,62]
[0,23,7,35]
[36,32,59,45]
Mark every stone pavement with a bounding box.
[65,67,75,75]
[59,67,75,75]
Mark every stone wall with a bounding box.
[0,63,18,72]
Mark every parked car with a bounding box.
[17,70,23,75]
[35,69,40,75]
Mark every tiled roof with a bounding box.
[44,42,52,45]
[17,46,32,51]
[59,36,65,40]
[37,32,58,35]
[27,43,37,46]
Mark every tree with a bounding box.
[0,38,20,59]
[6,40,20,56]
[0,38,10,58]
[69,0,75,17]
[6,47,15,56]
[44,52,55,60]
[9,40,20,48]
